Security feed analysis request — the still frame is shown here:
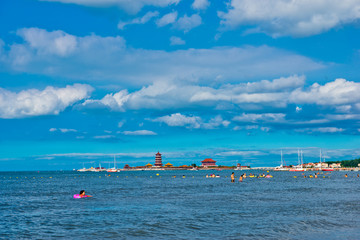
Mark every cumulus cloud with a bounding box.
[296,127,345,133]
[118,11,159,30]
[156,11,178,27]
[153,113,202,129]
[121,130,157,135]
[174,14,202,32]
[0,84,93,119]
[202,115,231,129]
[170,36,185,45]
[233,113,286,123]
[2,28,323,86]
[93,135,115,139]
[217,150,265,157]
[17,28,77,57]
[290,78,360,105]
[82,75,307,111]
[219,0,360,37]
[80,76,360,134]
[42,0,180,14]
[152,113,230,129]
[49,128,78,133]
[192,0,210,10]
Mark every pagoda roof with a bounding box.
[201,158,216,163]
[145,163,153,167]
[164,163,173,167]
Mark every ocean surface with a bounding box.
[1,170,360,239]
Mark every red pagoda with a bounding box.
[155,151,163,167]
[201,158,217,167]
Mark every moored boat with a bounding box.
[322,168,334,171]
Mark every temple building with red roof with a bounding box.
[201,158,217,167]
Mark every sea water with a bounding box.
[1,170,360,239]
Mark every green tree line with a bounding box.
[327,158,360,168]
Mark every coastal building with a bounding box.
[330,163,341,168]
[124,164,131,170]
[304,163,315,168]
[164,163,173,168]
[145,163,153,168]
[315,162,329,168]
[201,158,217,168]
[155,151,163,167]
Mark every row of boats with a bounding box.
[274,149,334,172]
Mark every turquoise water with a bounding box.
[1,170,360,239]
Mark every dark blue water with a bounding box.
[1,170,360,239]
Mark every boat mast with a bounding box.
[297,149,299,166]
[281,149,283,167]
[320,149,322,170]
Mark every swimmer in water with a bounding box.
[74,190,92,199]
[239,174,243,182]
[345,174,348,178]
[231,172,235,182]
[79,190,92,198]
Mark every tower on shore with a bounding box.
[155,151,163,167]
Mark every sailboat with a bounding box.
[274,150,289,171]
[95,162,106,172]
[320,150,334,171]
[289,149,306,171]
[77,162,87,172]
[107,155,118,172]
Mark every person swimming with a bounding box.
[74,190,92,199]
[239,174,243,182]
[231,172,235,182]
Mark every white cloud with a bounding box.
[260,127,270,132]
[192,0,210,10]
[153,113,201,129]
[202,115,231,129]
[296,127,345,133]
[42,0,180,14]
[290,78,360,106]
[118,11,159,30]
[296,106,302,112]
[0,84,93,119]
[61,128,77,133]
[82,75,307,111]
[219,0,360,37]
[93,135,115,139]
[217,150,265,157]
[118,121,125,128]
[170,36,185,46]
[156,11,178,27]
[84,89,130,111]
[122,130,157,135]
[17,28,77,57]
[174,14,202,32]
[50,128,78,133]
[245,125,258,130]
[2,28,324,86]
[152,113,230,129]
[233,113,286,123]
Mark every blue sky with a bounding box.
[1,0,360,170]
